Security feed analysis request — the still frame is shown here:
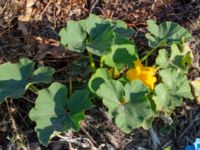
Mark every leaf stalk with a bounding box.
[141,39,166,62]
[88,52,96,72]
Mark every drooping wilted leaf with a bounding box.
[146,20,192,48]
[181,42,194,65]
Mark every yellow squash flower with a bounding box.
[126,60,157,90]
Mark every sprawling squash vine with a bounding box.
[0,14,197,145]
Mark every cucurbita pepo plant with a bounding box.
[0,14,197,146]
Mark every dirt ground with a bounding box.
[0,0,200,150]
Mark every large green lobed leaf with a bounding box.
[102,43,138,71]
[0,58,33,102]
[59,14,135,56]
[29,82,71,145]
[0,58,55,103]
[98,80,153,133]
[156,44,189,72]
[29,82,92,145]
[154,68,193,113]
[146,20,192,48]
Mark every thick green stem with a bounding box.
[111,67,115,79]
[100,57,104,68]
[88,52,96,72]
[141,46,158,63]
[141,39,166,62]
[29,85,39,94]
[69,76,72,96]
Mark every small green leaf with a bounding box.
[142,116,154,130]
[170,44,187,72]
[88,68,111,94]
[59,20,87,52]
[29,82,72,145]
[32,66,55,84]
[154,68,193,113]
[146,20,192,48]
[156,44,188,72]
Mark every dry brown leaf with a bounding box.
[18,0,36,22]
[17,22,29,35]
[34,44,66,61]
[191,78,200,103]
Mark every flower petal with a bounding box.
[126,69,139,81]
[126,60,157,90]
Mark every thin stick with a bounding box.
[28,85,39,94]
[0,0,8,14]
[90,0,99,13]
[56,134,96,149]
[40,0,53,16]
[178,114,200,138]
[6,99,28,150]
[149,127,160,150]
